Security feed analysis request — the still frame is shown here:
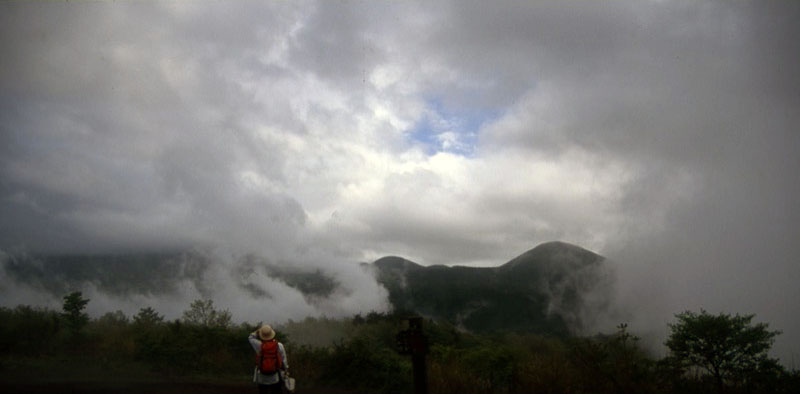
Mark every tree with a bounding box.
[97,310,129,326]
[133,307,164,326]
[569,324,654,394]
[62,291,90,335]
[181,299,232,328]
[664,310,781,394]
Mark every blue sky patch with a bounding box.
[408,97,500,156]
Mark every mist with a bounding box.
[2,0,799,365]
[0,248,390,324]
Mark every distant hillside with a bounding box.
[370,241,611,335]
[1,242,612,334]
[0,251,339,303]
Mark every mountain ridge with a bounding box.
[0,241,612,334]
[369,241,610,335]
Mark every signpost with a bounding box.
[396,316,428,394]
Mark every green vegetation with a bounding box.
[1,296,798,394]
[181,299,232,328]
[664,310,783,394]
[61,291,90,336]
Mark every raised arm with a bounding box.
[248,331,262,353]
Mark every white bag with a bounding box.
[282,371,296,392]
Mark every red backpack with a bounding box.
[258,339,283,374]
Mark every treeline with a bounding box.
[1,292,799,394]
[0,296,251,377]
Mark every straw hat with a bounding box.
[258,324,276,341]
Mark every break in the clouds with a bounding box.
[1,1,799,362]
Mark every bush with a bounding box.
[2,300,795,394]
[0,305,62,356]
[86,311,136,364]
[316,336,411,394]
[430,342,519,394]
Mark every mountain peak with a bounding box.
[373,256,422,271]
[501,241,603,271]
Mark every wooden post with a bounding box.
[396,316,428,394]
[409,317,427,394]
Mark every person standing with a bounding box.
[249,324,289,394]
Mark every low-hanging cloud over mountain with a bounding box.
[0,249,390,323]
[1,1,799,363]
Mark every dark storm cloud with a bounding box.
[0,1,308,255]
[0,0,392,320]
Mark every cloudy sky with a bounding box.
[1,1,799,361]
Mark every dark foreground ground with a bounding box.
[0,381,356,394]
[0,359,355,394]
[1,381,248,394]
